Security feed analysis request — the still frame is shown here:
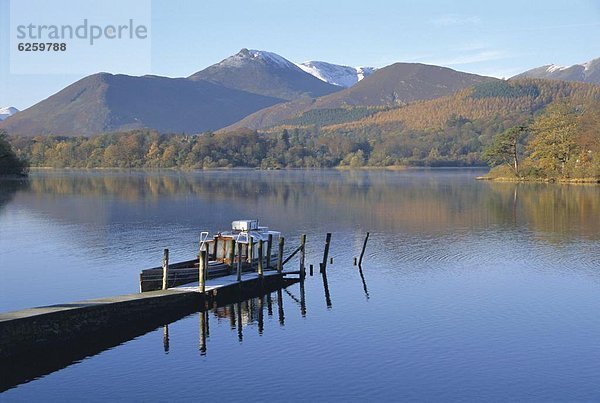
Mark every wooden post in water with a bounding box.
[266,234,273,270]
[353,257,357,266]
[212,236,219,260]
[257,240,264,277]
[299,234,306,279]
[199,249,207,293]
[320,233,332,273]
[162,248,169,290]
[358,232,370,266]
[228,239,236,272]
[248,236,254,265]
[237,242,243,282]
[277,237,284,273]
[309,264,314,276]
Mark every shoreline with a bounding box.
[25,166,488,173]
[476,176,600,184]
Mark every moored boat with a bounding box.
[139,220,281,292]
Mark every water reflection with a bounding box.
[321,270,333,309]
[1,277,325,392]
[0,178,28,213]
[163,325,169,353]
[358,265,370,300]
[13,170,600,241]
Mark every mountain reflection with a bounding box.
[13,170,600,240]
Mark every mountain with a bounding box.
[0,73,282,136]
[296,61,376,87]
[224,63,498,130]
[322,79,600,134]
[0,107,19,121]
[513,58,600,84]
[188,49,341,100]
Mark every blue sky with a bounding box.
[1,0,599,110]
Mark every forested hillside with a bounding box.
[7,79,600,171]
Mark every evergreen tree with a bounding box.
[0,130,28,176]
[483,126,526,176]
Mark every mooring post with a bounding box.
[199,249,207,293]
[358,232,370,266]
[257,240,264,277]
[212,236,219,260]
[353,257,357,266]
[266,234,273,270]
[162,248,169,290]
[310,264,314,276]
[277,237,284,273]
[300,234,306,279]
[320,233,332,273]
[237,241,243,282]
[229,239,236,273]
[248,236,254,265]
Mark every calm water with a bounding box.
[1,169,600,400]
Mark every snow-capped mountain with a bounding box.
[0,106,18,121]
[513,57,600,84]
[189,49,341,100]
[296,61,376,87]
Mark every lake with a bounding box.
[1,169,600,400]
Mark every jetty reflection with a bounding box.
[0,275,341,391]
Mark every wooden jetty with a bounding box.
[0,220,305,360]
[0,220,351,392]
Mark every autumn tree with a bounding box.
[528,103,580,177]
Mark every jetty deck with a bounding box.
[0,270,293,359]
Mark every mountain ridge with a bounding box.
[188,49,341,100]
[0,73,283,136]
[223,62,498,131]
[0,107,19,121]
[296,61,376,87]
[513,57,600,84]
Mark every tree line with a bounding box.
[7,125,490,170]
[483,102,600,180]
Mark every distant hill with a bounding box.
[322,79,600,134]
[0,73,282,136]
[0,107,18,121]
[513,57,600,84]
[296,61,375,87]
[223,63,498,130]
[188,49,341,100]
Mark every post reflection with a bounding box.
[154,273,342,356]
[300,281,307,317]
[358,265,370,300]
[163,325,169,353]
[199,311,208,355]
[321,271,332,309]
[277,289,285,326]
[266,293,273,316]
[258,296,264,335]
